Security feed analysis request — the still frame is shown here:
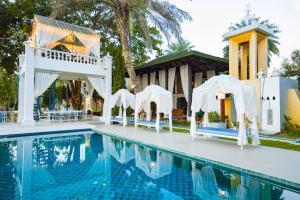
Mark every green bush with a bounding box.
[283,115,300,135]
[208,111,221,122]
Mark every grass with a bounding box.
[163,126,300,152]
[272,129,300,139]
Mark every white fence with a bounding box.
[0,111,18,123]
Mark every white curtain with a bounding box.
[142,74,148,89]
[150,72,156,85]
[34,72,58,98]
[35,24,69,48]
[73,32,100,57]
[34,15,100,57]
[194,72,203,88]
[180,65,189,101]
[88,77,105,98]
[82,80,94,112]
[206,70,215,79]
[159,70,166,89]
[168,67,176,93]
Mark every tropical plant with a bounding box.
[165,39,194,54]
[51,0,192,93]
[281,49,300,89]
[208,111,221,123]
[223,7,280,66]
[0,68,17,109]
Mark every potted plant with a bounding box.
[208,111,226,128]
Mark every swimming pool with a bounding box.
[0,130,299,199]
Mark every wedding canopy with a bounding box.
[134,85,173,132]
[110,89,135,126]
[135,145,173,179]
[32,15,100,56]
[190,75,260,146]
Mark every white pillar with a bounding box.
[22,40,35,126]
[17,74,25,123]
[103,53,112,125]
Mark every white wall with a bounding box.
[261,76,298,133]
[261,77,281,132]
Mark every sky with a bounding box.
[170,0,300,74]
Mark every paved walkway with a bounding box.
[95,124,300,185]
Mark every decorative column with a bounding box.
[104,53,112,125]
[258,37,268,77]
[22,40,35,126]
[249,31,258,79]
[241,44,248,80]
[229,39,239,79]
[17,74,25,123]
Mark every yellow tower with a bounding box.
[222,24,274,127]
[223,23,274,80]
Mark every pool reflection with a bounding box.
[0,131,299,200]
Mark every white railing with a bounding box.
[35,48,100,66]
[0,111,18,123]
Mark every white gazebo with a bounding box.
[17,15,112,126]
[109,89,135,126]
[190,75,260,148]
[134,85,173,133]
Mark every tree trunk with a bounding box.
[68,80,82,110]
[115,9,142,93]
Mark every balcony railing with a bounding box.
[35,48,100,66]
[0,111,18,124]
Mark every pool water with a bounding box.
[0,130,299,200]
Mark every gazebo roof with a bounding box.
[34,15,99,37]
[133,49,228,75]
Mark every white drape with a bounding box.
[33,15,100,57]
[206,70,215,79]
[73,32,100,57]
[150,72,156,85]
[142,74,148,89]
[34,72,59,98]
[35,24,69,49]
[168,67,176,93]
[135,85,173,133]
[180,65,189,101]
[194,72,203,88]
[82,80,94,112]
[159,70,166,89]
[190,75,259,147]
[88,77,105,98]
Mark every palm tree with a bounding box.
[51,0,192,93]
[223,7,280,66]
[165,39,194,54]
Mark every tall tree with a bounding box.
[281,49,300,89]
[223,7,280,66]
[0,68,17,109]
[51,0,192,93]
[165,39,194,54]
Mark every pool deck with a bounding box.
[95,124,300,186]
[0,122,300,186]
